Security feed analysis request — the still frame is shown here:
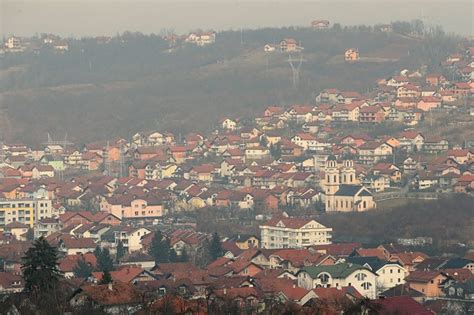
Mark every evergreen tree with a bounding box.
[99,270,112,284]
[94,247,114,273]
[209,232,223,261]
[25,228,35,241]
[73,257,93,278]
[195,239,212,268]
[21,237,62,298]
[168,247,178,263]
[148,231,171,263]
[116,241,126,263]
[179,248,189,262]
[270,142,281,160]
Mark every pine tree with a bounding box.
[25,228,35,241]
[99,270,112,284]
[148,231,171,263]
[73,257,93,278]
[116,241,126,263]
[21,237,62,297]
[94,247,114,273]
[179,248,189,262]
[168,247,178,263]
[195,239,212,268]
[209,232,223,261]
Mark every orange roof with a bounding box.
[80,282,142,306]
[92,266,147,283]
[355,248,388,260]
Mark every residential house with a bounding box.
[280,38,302,52]
[114,227,151,252]
[311,19,330,29]
[344,49,359,61]
[297,263,378,298]
[405,271,450,297]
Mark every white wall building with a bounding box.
[260,217,332,249]
[297,263,378,299]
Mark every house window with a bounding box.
[361,282,372,290]
[318,273,330,284]
[355,273,367,281]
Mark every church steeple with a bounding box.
[341,159,356,184]
[325,155,339,195]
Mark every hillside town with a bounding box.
[0,24,473,315]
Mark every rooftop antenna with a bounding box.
[287,54,305,90]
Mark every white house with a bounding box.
[297,263,378,299]
[114,227,152,252]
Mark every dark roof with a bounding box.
[335,185,372,197]
[298,263,374,279]
[381,283,424,298]
[373,296,433,315]
[441,258,473,270]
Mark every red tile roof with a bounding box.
[79,282,142,306]
[373,296,434,315]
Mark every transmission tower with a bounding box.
[104,141,111,176]
[287,54,306,90]
[43,132,73,150]
[119,144,127,178]
[0,103,11,146]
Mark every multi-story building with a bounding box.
[260,217,332,249]
[0,198,53,230]
[100,195,165,220]
[113,226,152,252]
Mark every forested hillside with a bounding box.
[0,25,462,144]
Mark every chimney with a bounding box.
[224,288,227,295]
[293,284,296,288]
[108,283,113,291]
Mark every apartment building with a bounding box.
[260,217,332,249]
[113,226,151,252]
[0,198,53,229]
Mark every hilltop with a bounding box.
[0,25,462,144]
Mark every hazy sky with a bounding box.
[1,0,473,38]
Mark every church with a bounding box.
[322,156,376,212]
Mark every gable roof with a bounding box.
[335,185,372,197]
[299,263,373,279]
[373,296,434,315]
[78,282,142,306]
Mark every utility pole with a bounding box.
[287,54,305,90]
[119,144,127,178]
[0,140,4,164]
[105,141,111,176]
